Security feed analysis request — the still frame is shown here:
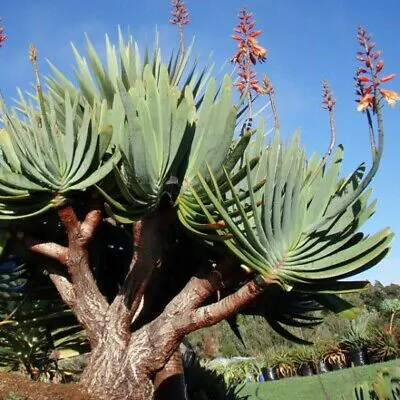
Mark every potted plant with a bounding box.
[270,346,296,379]
[241,359,259,384]
[251,358,265,382]
[259,352,278,381]
[369,329,399,362]
[209,358,259,385]
[292,345,315,376]
[312,342,330,374]
[321,340,347,370]
[340,315,372,366]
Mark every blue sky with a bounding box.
[1,0,399,284]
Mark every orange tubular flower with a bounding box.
[231,9,267,66]
[380,89,400,108]
[0,17,6,47]
[355,26,399,111]
[357,93,374,112]
[381,73,395,83]
[231,8,267,97]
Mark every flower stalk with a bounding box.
[321,80,337,161]
[170,0,190,58]
[307,27,390,233]
[262,74,279,131]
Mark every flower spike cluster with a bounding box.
[0,17,6,47]
[322,80,336,112]
[170,0,190,26]
[231,8,267,96]
[355,26,399,112]
[321,80,336,160]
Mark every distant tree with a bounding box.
[380,298,400,333]
[360,282,400,312]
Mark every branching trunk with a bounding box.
[18,206,268,400]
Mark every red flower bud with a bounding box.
[250,30,262,38]
[376,60,384,73]
[381,73,395,83]
[231,35,242,41]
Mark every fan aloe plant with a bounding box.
[0,3,397,400]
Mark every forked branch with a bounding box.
[190,278,266,329]
[57,205,109,345]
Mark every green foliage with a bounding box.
[360,283,400,313]
[353,367,400,400]
[185,357,249,400]
[291,345,316,367]
[181,130,392,286]
[370,331,399,362]
[381,300,400,314]
[206,358,261,386]
[187,315,290,359]
[0,259,88,379]
[0,90,120,218]
[5,392,27,400]
[341,315,374,350]
[270,345,297,378]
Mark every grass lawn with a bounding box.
[238,360,400,400]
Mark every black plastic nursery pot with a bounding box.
[349,348,368,366]
[330,361,345,371]
[299,363,313,377]
[314,360,330,374]
[261,367,278,381]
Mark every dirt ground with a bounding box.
[0,372,98,400]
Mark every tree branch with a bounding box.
[190,278,265,328]
[47,270,75,308]
[131,257,261,372]
[58,204,80,239]
[16,232,68,264]
[163,255,244,315]
[81,209,103,244]
[56,205,108,347]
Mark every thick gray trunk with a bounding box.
[81,329,155,400]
